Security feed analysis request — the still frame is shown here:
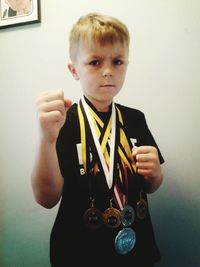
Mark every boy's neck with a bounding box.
[84,95,112,112]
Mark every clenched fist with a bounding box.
[132,146,163,193]
[36,90,72,144]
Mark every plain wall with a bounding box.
[0,0,200,266]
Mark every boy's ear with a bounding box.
[68,64,80,80]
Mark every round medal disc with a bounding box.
[103,207,121,229]
[115,227,136,255]
[83,207,103,230]
[121,205,135,227]
[136,199,147,220]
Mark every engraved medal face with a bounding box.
[115,227,136,255]
[103,207,121,229]
[121,205,135,227]
[83,207,103,230]
[136,199,147,220]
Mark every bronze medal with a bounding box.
[103,207,121,229]
[136,199,147,220]
[83,207,103,230]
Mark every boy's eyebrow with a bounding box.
[87,55,103,59]
[87,54,126,59]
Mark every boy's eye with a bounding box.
[89,60,100,66]
[113,59,123,65]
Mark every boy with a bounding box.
[31,12,164,267]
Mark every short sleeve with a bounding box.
[138,114,164,164]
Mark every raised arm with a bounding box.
[31,90,72,208]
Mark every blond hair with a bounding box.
[69,12,130,62]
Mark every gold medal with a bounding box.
[103,207,121,229]
[103,199,121,229]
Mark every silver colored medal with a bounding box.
[115,204,136,254]
[121,205,135,227]
[115,227,136,255]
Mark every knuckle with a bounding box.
[57,99,65,108]
[57,90,64,99]
[54,110,62,120]
[152,147,158,154]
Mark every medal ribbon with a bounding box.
[81,95,116,189]
[89,106,111,168]
[113,107,136,210]
[116,106,136,174]
[77,104,87,173]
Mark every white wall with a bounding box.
[0,0,200,266]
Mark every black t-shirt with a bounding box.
[50,103,164,267]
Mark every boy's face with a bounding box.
[68,41,129,111]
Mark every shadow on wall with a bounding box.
[151,175,200,267]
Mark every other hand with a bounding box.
[132,146,163,192]
[36,90,72,144]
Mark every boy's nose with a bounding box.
[102,67,112,77]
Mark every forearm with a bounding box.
[31,139,64,209]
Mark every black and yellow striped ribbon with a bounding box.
[77,101,136,188]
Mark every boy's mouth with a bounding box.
[100,84,115,87]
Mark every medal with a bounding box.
[121,205,135,227]
[83,208,103,230]
[103,199,121,229]
[115,227,136,255]
[103,207,121,229]
[115,205,136,254]
[136,191,147,220]
[83,199,103,230]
